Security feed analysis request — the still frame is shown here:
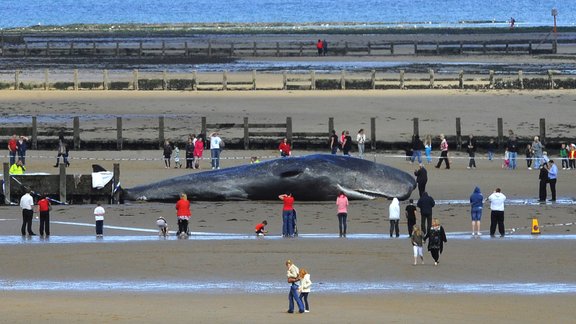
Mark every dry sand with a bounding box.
[1,89,576,323]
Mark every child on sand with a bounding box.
[569,144,576,170]
[298,268,312,313]
[411,225,424,265]
[502,148,510,169]
[156,216,168,237]
[173,146,182,168]
[255,220,268,236]
[94,203,105,237]
[424,136,432,164]
[560,143,568,170]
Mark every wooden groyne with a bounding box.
[3,68,576,91]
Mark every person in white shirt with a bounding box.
[388,197,400,238]
[487,188,506,237]
[356,129,366,159]
[298,268,312,313]
[209,132,223,170]
[94,203,105,237]
[20,190,35,236]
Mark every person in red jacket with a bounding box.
[316,39,323,56]
[175,193,191,237]
[37,195,51,237]
[8,134,18,166]
[279,138,291,157]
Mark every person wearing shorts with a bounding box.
[469,186,484,236]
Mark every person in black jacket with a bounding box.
[467,134,477,169]
[506,130,519,170]
[417,191,435,235]
[538,162,548,202]
[424,218,447,266]
[411,134,424,164]
[414,163,428,197]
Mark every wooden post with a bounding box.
[222,70,228,91]
[328,117,334,133]
[208,40,212,56]
[46,41,50,57]
[14,69,20,90]
[24,42,28,56]
[184,41,189,57]
[370,69,376,90]
[59,163,66,204]
[528,41,532,55]
[116,117,123,151]
[429,69,434,89]
[73,69,79,91]
[69,42,74,56]
[3,163,10,204]
[459,42,463,54]
[0,31,4,57]
[413,118,419,137]
[489,70,495,89]
[518,70,524,90]
[505,43,509,54]
[158,116,165,148]
[344,42,348,55]
[390,42,395,55]
[400,70,405,89]
[548,70,554,89]
[540,118,546,145]
[192,70,198,91]
[133,69,139,90]
[229,43,234,57]
[414,42,418,55]
[32,116,38,150]
[92,41,96,56]
[459,70,464,89]
[112,163,120,204]
[497,118,503,147]
[340,70,346,90]
[161,41,166,57]
[103,69,109,90]
[368,41,372,55]
[115,42,120,57]
[162,70,168,90]
[201,117,206,136]
[299,44,303,56]
[456,118,462,150]
[243,117,249,150]
[370,117,376,150]
[252,70,256,90]
[139,41,143,57]
[435,42,440,55]
[482,42,487,54]
[282,70,287,90]
[253,41,257,56]
[553,40,558,54]
[44,69,49,90]
[73,117,80,150]
[310,70,315,90]
[276,42,280,57]
[286,117,293,143]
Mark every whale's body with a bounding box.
[124,154,416,201]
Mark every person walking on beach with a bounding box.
[8,134,18,166]
[162,140,172,168]
[547,160,558,202]
[322,39,328,56]
[487,138,496,162]
[488,188,506,237]
[341,131,352,156]
[279,193,296,237]
[37,194,51,237]
[467,134,477,169]
[405,199,418,236]
[389,197,400,238]
[417,191,435,235]
[469,186,483,236]
[538,162,549,202]
[20,190,35,236]
[17,135,28,166]
[185,137,194,169]
[411,134,424,164]
[316,39,323,56]
[506,130,518,170]
[298,268,312,312]
[285,260,305,314]
[525,144,533,169]
[94,203,105,237]
[193,134,204,169]
[279,138,291,157]
[414,163,427,197]
[176,193,191,237]
[411,225,424,265]
[424,135,432,164]
[356,129,366,159]
[329,130,339,154]
[336,191,349,237]
[435,134,449,169]
[209,132,223,170]
[560,143,569,170]
[424,218,447,266]
[54,135,70,167]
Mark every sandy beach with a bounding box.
[2,68,576,322]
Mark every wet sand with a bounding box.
[1,88,576,322]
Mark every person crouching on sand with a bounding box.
[157,216,168,237]
[255,220,268,236]
[175,193,191,238]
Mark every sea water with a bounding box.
[0,0,573,29]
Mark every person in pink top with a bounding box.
[336,192,349,237]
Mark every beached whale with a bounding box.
[122,154,416,202]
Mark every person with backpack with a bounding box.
[424,218,447,266]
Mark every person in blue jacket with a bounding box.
[469,186,484,236]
